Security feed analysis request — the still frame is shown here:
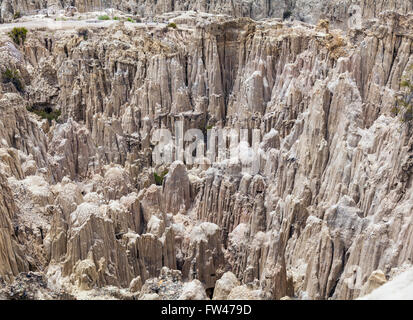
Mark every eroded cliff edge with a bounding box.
[1,0,413,28]
[0,10,412,300]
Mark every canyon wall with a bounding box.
[0,6,412,299]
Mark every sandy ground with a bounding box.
[0,17,118,33]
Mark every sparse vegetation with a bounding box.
[113,16,120,21]
[127,17,135,23]
[154,170,169,186]
[78,28,88,40]
[167,22,177,29]
[13,11,21,20]
[325,32,346,59]
[316,19,330,33]
[393,66,413,124]
[8,27,28,45]
[315,19,346,60]
[283,10,292,20]
[26,106,61,122]
[98,15,110,21]
[2,68,24,92]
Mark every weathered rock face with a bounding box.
[0,6,412,300]
[0,171,28,281]
[359,269,387,296]
[162,161,191,214]
[212,271,239,300]
[182,222,225,290]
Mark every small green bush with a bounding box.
[167,22,177,29]
[78,28,88,40]
[283,10,292,20]
[393,66,413,124]
[8,27,28,45]
[26,106,61,122]
[127,17,135,23]
[154,170,169,186]
[113,16,120,21]
[2,68,24,92]
[98,15,110,21]
[13,11,21,20]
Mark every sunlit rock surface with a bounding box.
[0,4,412,300]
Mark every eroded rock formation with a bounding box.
[0,4,412,300]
